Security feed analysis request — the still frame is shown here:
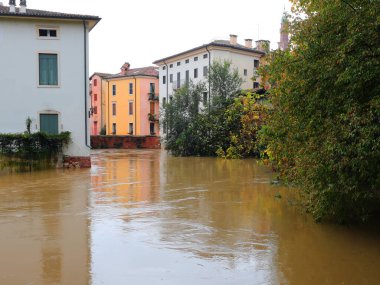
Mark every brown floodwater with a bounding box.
[0,149,379,285]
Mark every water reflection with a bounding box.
[90,150,380,285]
[0,170,90,285]
[1,149,380,285]
[90,150,286,284]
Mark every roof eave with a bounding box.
[0,13,101,30]
[153,42,265,65]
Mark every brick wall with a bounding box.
[91,135,161,149]
[63,156,91,168]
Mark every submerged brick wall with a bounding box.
[63,156,91,168]
[91,135,161,149]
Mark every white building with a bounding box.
[0,1,100,167]
[153,35,268,111]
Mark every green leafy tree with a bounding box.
[217,91,269,159]
[161,81,205,155]
[262,0,380,223]
[209,60,243,108]
[161,61,244,156]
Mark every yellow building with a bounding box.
[104,65,160,136]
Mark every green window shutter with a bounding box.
[39,54,58,85]
[40,114,59,134]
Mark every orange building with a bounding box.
[90,63,160,136]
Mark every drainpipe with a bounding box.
[163,60,169,134]
[133,76,137,135]
[107,80,110,135]
[205,45,211,113]
[83,20,90,148]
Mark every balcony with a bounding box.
[148,92,159,101]
[148,113,159,122]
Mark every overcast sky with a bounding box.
[25,0,292,74]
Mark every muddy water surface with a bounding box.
[1,149,380,284]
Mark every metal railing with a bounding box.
[148,113,159,122]
[148,92,159,101]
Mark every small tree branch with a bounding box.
[341,0,357,11]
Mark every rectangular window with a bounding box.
[112,84,116,95]
[244,69,248,76]
[163,75,166,84]
[163,97,167,106]
[254,59,260,68]
[163,66,166,70]
[112,123,116,135]
[194,56,198,61]
[203,54,208,59]
[194,68,198,78]
[94,94,97,101]
[177,62,181,66]
[150,123,155,135]
[253,82,259,88]
[177,72,181,88]
[185,59,189,64]
[169,64,173,68]
[129,101,133,115]
[112,102,116,116]
[94,79,98,86]
[203,66,208,77]
[93,106,98,114]
[40,114,58,134]
[203,92,208,104]
[150,83,155,94]
[38,28,58,39]
[39,53,58,86]
[129,123,133,134]
[129,83,133,95]
[185,70,189,83]
[169,74,173,83]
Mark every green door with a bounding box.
[40,114,59,134]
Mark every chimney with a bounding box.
[120,62,130,75]
[19,0,26,13]
[244,39,253,48]
[9,0,15,13]
[255,40,271,53]
[229,34,237,45]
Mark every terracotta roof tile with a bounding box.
[106,66,158,79]
[0,5,100,21]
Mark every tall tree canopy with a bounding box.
[262,0,380,223]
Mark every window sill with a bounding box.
[38,85,60,88]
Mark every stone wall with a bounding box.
[91,135,161,150]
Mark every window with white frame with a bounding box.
[38,27,58,39]
[39,53,58,86]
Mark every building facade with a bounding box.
[153,35,267,114]
[100,65,160,136]
[0,1,100,167]
[89,73,110,135]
